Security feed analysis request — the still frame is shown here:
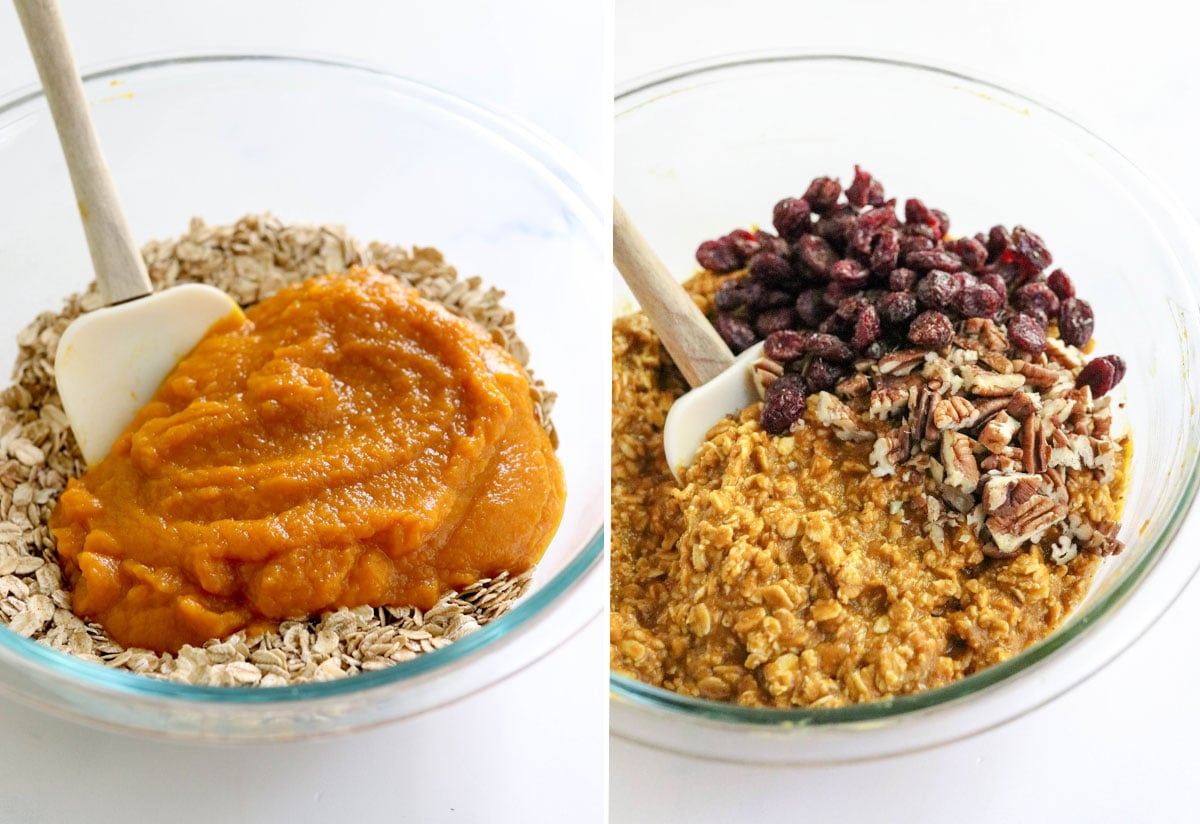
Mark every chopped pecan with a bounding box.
[1047,426,1081,470]
[868,386,910,420]
[869,429,910,477]
[962,365,1026,397]
[1044,336,1085,370]
[878,349,928,376]
[970,397,1012,427]
[932,395,978,431]
[1006,390,1041,420]
[1016,359,1061,389]
[979,351,1013,374]
[983,473,1067,555]
[813,392,873,441]
[941,431,980,495]
[980,453,1022,473]
[752,356,785,399]
[979,410,1020,454]
[836,372,870,400]
[909,386,941,443]
[1020,415,1051,473]
[1041,397,1075,426]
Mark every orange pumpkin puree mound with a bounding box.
[49,267,565,654]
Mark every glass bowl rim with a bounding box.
[0,51,605,704]
[610,49,1200,728]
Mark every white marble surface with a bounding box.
[612,1,1200,822]
[0,2,606,822]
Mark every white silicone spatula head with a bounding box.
[614,199,764,481]
[15,0,241,466]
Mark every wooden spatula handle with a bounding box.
[613,199,735,388]
[14,0,152,305]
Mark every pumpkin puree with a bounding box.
[50,268,565,653]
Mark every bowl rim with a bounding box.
[0,52,605,703]
[610,49,1200,728]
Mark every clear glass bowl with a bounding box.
[612,52,1200,763]
[0,54,605,740]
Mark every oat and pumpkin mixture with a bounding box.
[611,168,1130,708]
[0,215,559,686]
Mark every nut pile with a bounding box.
[754,316,1127,563]
[694,166,1126,436]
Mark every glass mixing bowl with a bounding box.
[0,54,605,741]
[612,52,1200,764]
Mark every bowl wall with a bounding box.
[612,54,1200,763]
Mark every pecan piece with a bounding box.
[868,386,910,420]
[1020,415,1051,473]
[983,473,1067,555]
[836,372,871,400]
[978,410,1020,454]
[979,351,1013,374]
[932,395,978,431]
[980,453,1022,473]
[962,365,1026,397]
[1044,336,1085,370]
[869,429,911,477]
[1016,359,1061,389]
[878,349,929,376]
[1006,390,1041,420]
[940,431,980,495]
[752,356,785,399]
[813,392,873,441]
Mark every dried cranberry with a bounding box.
[916,269,963,311]
[804,357,849,392]
[908,311,953,349]
[1011,226,1053,275]
[931,210,950,239]
[878,291,918,326]
[822,281,857,310]
[803,333,855,363]
[1047,268,1076,300]
[713,279,745,311]
[1058,298,1095,347]
[980,272,1008,302]
[958,280,1003,318]
[1008,313,1047,354]
[947,236,988,271]
[889,267,918,292]
[1076,355,1126,398]
[906,248,964,273]
[830,258,870,288]
[794,290,828,327]
[812,205,857,248]
[980,260,1022,285]
[803,176,842,215]
[835,295,871,323]
[870,227,901,275]
[749,251,796,289]
[736,280,766,310]
[715,312,757,353]
[764,329,810,362]
[846,165,885,208]
[772,197,812,241]
[851,304,882,352]
[726,229,761,261]
[753,288,794,310]
[1014,282,1060,320]
[696,237,741,273]
[905,198,934,227]
[754,307,797,337]
[849,206,898,255]
[761,376,807,434]
[754,230,791,258]
[796,234,839,279]
[986,225,1012,263]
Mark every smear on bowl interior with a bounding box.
[1,215,563,686]
[611,168,1130,708]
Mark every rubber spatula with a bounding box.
[613,199,766,480]
[15,0,242,466]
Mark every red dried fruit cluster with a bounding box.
[694,166,1125,433]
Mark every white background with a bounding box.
[0,2,607,823]
[613,1,1200,823]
